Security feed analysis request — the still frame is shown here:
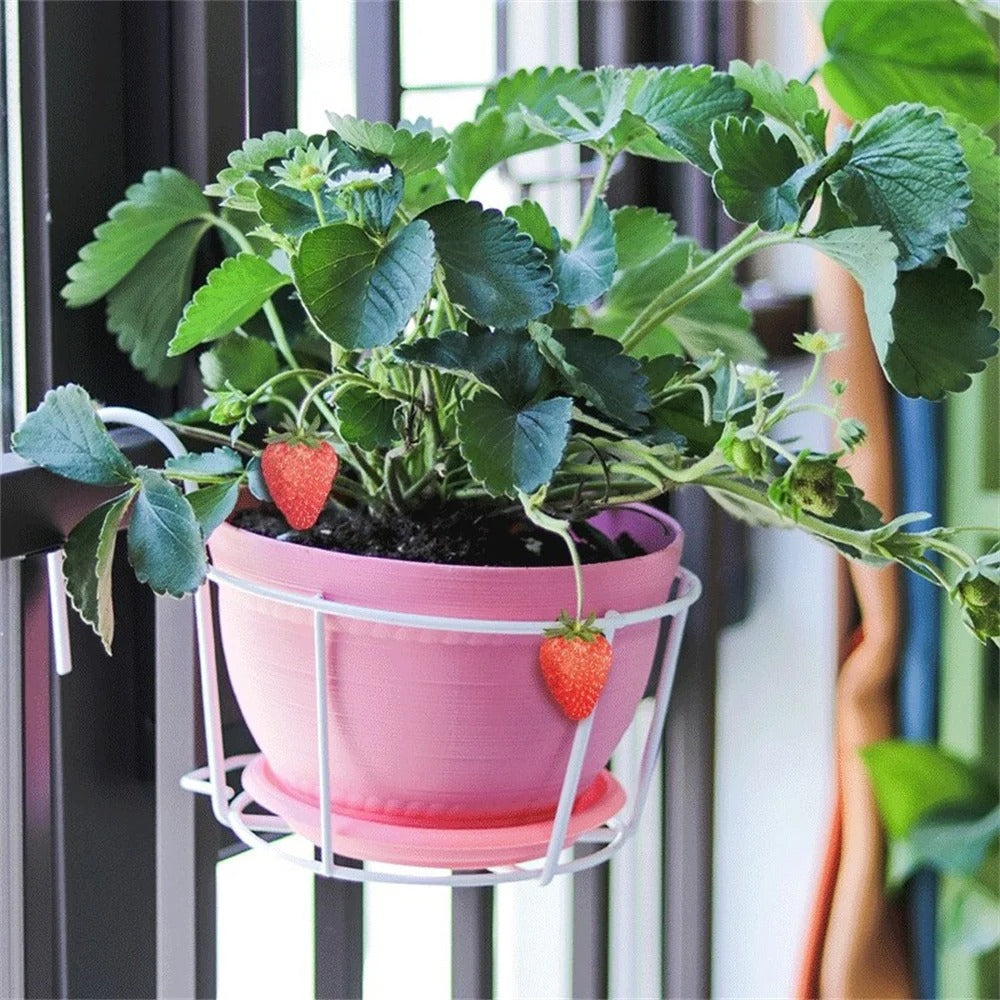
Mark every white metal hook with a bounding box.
[45,407,187,676]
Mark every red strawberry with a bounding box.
[539,613,613,721]
[260,435,339,530]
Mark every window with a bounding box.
[0,3,755,997]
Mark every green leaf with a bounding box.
[293,219,435,350]
[610,207,677,270]
[12,384,135,486]
[169,253,290,355]
[457,392,572,496]
[205,129,310,209]
[246,456,271,502]
[513,67,630,147]
[186,482,240,539]
[253,184,345,240]
[105,220,211,386]
[821,0,1000,128]
[943,879,1000,954]
[62,168,210,307]
[628,65,753,173]
[552,200,616,306]
[479,65,602,121]
[198,332,280,393]
[335,385,400,450]
[801,225,899,381]
[529,325,650,431]
[62,491,135,654]
[886,257,998,399]
[126,469,207,597]
[710,117,804,230]
[593,238,759,361]
[402,168,450,216]
[164,447,243,480]
[859,739,997,839]
[421,201,556,328]
[444,107,558,199]
[397,328,546,408]
[828,103,971,271]
[945,114,999,294]
[903,805,1000,879]
[505,201,556,251]
[326,114,450,174]
[728,59,827,150]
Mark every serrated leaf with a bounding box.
[169,253,290,355]
[530,325,650,431]
[105,220,210,386]
[515,67,631,146]
[403,168,450,216]
[397,328,546,408]
[206,129,310,208]
[12,384,135,486]
[458,392,572,496]
[62,168,210,307]
[728,59,826,151]
[828,103,971,271]
[609,207,677,270]
[444,107,558,199]
[335,385,400,450]
[127,469,207,597]
[253,183,346,240]
[628,65,753,173]
[859,739,997,839]
[198,332,280,393]
[62,491,135,653]
[505,201,555,251]
[552,200,616,307]
[887,257,997,400]
[293,219,435,350]
[186,482,240,539]
[326,114,450,174]
[945,114,999,296]
[801,226,899,385]
[421,201,556,328]
[593,238,759,361]
[821,0,1000,128]
[710,117,803,230]
[164,447,243,480]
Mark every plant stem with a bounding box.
[619,225,796,354]
[164,421,257,455]
[520,493,585,620]
[573,152,613,247]
[311,189,327,225]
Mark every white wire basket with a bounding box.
[48,408,701,888]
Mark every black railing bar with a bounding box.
[0,426,167,561]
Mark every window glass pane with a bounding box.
[297,0,356,131]
[401,0,495,88]
[400,85,483,131]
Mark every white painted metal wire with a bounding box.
[49,408,701,887]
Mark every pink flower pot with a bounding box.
[207,505,683,856]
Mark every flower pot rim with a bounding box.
[213,501,682,576]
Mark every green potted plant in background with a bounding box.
[11,52,999,860]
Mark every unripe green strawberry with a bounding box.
[729,438,767,479]
[539,613,613,721]
[260,435,339,530]
[788,457,839,518]
[958,573,997,609]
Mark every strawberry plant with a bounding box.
[11,58,1000,657]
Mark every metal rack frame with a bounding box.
[49,408,701,889]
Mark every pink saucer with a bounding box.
[241,755,627,869]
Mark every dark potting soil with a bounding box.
[231,502,646,568]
